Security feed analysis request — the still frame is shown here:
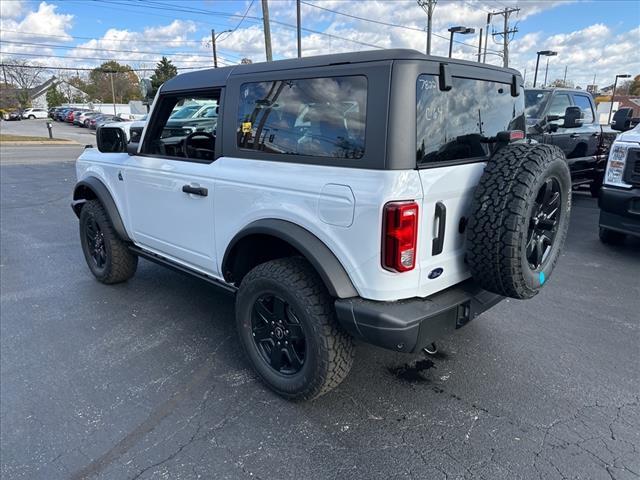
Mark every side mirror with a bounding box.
[611,107,633,132]
[97,127,127,153]
[562,106,584,128]
[127,142,139,155]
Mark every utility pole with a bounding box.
[296,0,302,58]
[262,0,273,61]
[417,0,437,55]
[563,65,568,85]
[477,28,483,62]
[483,12,492,63]
[211,29,218,68]
[491,7,519,68]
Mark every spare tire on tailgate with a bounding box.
[466,143,571,299]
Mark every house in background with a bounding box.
[0,77,89,110]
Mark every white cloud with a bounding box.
[0,0,25,19]
[0,2,74,42]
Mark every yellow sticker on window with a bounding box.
[242,122,252,133]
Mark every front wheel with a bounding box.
[235,257,355,401]
[79,200,138,284]
[28,115,35,120]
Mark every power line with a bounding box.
[0,50,235,66]
[0,63,206,72]
[0,30,248,61]
[0,39,227,60]
[218,0,255,42]
[99,0,386,50]
[301,1,503,53]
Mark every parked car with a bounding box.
[73,49,572,400]
[78,112,100,127]
[21,108,49,119]
[54,108,70,121]
[6,110,23,121]
[75,111,96,127]
[89,115,122,130]
[525,88,616,197]
[598,112,640,244]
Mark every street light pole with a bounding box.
[211,29,232,68]
[447,26,475,58]
[608,73,631,125]
[533,50,557,88]
[109,71,116,116]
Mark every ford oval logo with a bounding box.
[428,268,443,279]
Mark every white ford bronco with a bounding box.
[72,49,571,400]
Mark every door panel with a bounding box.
[124,155,218,275]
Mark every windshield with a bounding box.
[525,90,551,120]
[170,105,201,119]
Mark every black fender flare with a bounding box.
[222,219,358,299]
[72,177,131,242]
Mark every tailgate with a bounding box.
[417,162,486,298]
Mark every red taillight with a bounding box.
[382,201,418,272]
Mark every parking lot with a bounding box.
[1,117,97,145]
[1,124,639,479]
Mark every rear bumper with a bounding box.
[335,280,503,353]
[598,186,640,237]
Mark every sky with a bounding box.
[1,0,638,89]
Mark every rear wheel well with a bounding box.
[224,234,304,287]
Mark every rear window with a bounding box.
[237,76,367,159]
[416,75,525,166]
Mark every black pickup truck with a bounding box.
[525,88,616,196]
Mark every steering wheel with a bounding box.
[182,131,215,159]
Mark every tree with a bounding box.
[150,57,177,91]
[548,78,575,89]
[3,58,46,107]
[627,75,640,96]
[85,61,140,104]
[46,86,67,107]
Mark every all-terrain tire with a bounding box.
[79,200,138,284]
[466,143,571,299]
[599,227,626,245]
[235,257,355,401]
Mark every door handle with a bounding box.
[182,185,208,197]
[592,132,601,137]
[432,201,446,256]
[570,133,580,138]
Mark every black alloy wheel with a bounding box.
[526,177,561,270]
[251,294,306,375]
[85,216,107,270]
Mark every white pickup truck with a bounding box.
[72,49,571,400]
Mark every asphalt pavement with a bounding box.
[1,143,639,480]
[1,118,96,145]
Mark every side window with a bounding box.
[237,76,367,159]
[547,94,571,118]
[572,95,595,124]
[141,93,220,162]
[416,75,525,165]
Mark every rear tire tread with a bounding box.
[466,143,571,299]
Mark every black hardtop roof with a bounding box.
[162,48,521,93]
